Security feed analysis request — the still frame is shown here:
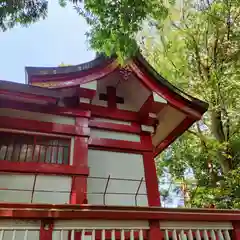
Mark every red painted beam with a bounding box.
[78,87,96,99]
[89,120,141,134]
[0,89,57,103]
[0,99,91,118]
[0,116,90,137]
[80,103,155,125]
[88,138,153,152]
[0,160,89,176]
[0,204,239,221]
[138,95,154,119]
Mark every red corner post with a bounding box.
[140,131,161,207]
[233,222,240,240]
[70,117,89,204]
[148,220,163,240]
[40,220,54,240]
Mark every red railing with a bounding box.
[0,132,70,164]
[0,204,239,240]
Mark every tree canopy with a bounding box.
[0,0,170,62]
[141,0,240,208]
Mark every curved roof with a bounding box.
[25,52,208,118]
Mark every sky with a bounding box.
[0,1,95,84]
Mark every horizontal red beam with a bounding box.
[79,103,155,125]
[0,203,239,221]
[0,89,57,103]
[0,116,90,136]
[0,161,89,176]
[78,87,96,99]
[0,99,91,118]
[89,120,141,134]
[89,138,152,152]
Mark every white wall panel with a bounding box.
[87,150,148,206]
[0,173,71,204]
[0,190,32,203]
[91,129,140,142]
[0,108,75,125]
[33,192,70,204]
[87,194,148,206]
[0,174,34,203]
[33,175,71,204]
[88,150,144,179]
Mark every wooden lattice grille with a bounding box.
[0,132,70,165]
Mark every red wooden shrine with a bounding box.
[0,53,239,240]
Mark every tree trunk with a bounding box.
[211,111,231,174]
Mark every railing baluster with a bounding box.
[223,230,231,240]
[82,229,85,240]
[130,230,134,240]
[102,229,106,240]
[196,230,201,240]
[203,230,209,240]
[164,230,169,240]
[0,230,4,240]
[180,230,186,240]
[23,230,28,240]
[11,230,16,240]
[60,230,64,240]
[217,230,224,240]
[111,230,115,240]
[187,229,193,240]
[210,230,216,240]
[24,144,29,162]
[92,229,96,240]
[172,230,177,240]
[139,229,143,240]
[120,230,125,240]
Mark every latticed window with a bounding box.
[0,132,70,164]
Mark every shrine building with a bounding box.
[0,52,238,240]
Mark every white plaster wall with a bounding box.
[0,108,75,125]
[92,118,131,126]
[0,220,40,240]
[91,129,140,142]
[0,173,71,204]
[87,150,148,206]
[116,75,151,112]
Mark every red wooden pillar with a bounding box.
[40,220,54,240]
[70,118,89,240]
[140,132,161,206]
[70,118,89,204]
[233,222,240,240]
[148,221,163,240]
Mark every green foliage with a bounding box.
[0,1,48,30]
[72,0,170,62]
[0,0,171,62]
[142,0,240,208]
